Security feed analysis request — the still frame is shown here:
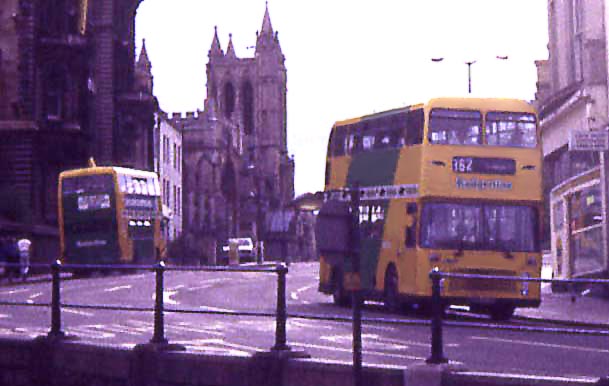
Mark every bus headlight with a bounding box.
[520,273,530,296]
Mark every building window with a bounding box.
[242,81,255,135]
[173,143,177,169]
[177,186,181,216]
[45,69,66,121]
[173,184,177,213]
[223,82,235,119]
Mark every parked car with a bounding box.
[221,238,255,264]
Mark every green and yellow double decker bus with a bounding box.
[58,161,165,268]
[318,97,542,320]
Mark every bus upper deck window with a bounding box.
[486,111,537,148]
[429,108,482,145]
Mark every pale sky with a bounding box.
[136,0,549,196]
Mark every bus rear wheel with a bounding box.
[332,269,350,306]
[489,303,515,321]
[384,266,401,313]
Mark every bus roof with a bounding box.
[426,97,536,114]
[59,166,159,180]
[333,104,424,127]
[331,97,535,129]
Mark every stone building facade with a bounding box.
[171,5,300,263]
[154,110,183,243]
[535,0,609,242]
[535,0,609,278]
[0,0,156,262]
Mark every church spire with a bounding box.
[226,33,237,59]
[209,26,224,59]
[135,39,153,93]
[260,2,274,36]
[256,2,281,53]
[136,39,152,73]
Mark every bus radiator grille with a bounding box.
[447,269,516,292]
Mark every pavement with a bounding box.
[514,264,609,328]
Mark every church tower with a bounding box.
[205,3,293,208]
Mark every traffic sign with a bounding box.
[569,130,608,151]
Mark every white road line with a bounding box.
[290,283,317,301]
[62,308,94,317]
[290,341,437,362]
[188,278,228,291]
[471,336,609,354]
[199,305,236,313]
[105,285,132,292]
[0,288,32,295]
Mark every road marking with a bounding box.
[290,283,317,301]
[290,341,434,362]
[173,338,263,356]
[199,305,236,313]
[68,325,115,339]
[187,278,228,291]
[0,288,32,295]
[471,336,609,354]
[28,292,43,299]
[62,308,94,317]
[105,285,132,292]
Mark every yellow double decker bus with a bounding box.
[58,161,165,268]
[318,97,542,320]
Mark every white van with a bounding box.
[221,238,255,262]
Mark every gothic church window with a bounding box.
[45,68,66,121]
[241,81,255,135]
[223,83,235,119]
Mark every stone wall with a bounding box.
[0,337,602,386]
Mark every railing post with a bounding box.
[48,260,65,339]
[272,263,289,352]
[150,261,168,345]
[426,267,448,364]
[350,183,363,386]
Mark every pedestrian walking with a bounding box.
[17,237,31,280]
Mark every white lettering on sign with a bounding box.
[324,184,419,202]
[569,130,609,151]
[455,177,512,191]
[76,240,107,247]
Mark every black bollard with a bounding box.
[426,267,448,364]
[272,263,289,352]
[150,261,168,345]
[48,260,65,339]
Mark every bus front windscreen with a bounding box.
[420,202,539,252]
[61,174,115,227]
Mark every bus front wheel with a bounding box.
[384,265,401,313]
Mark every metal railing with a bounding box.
[426,268,609,364]
[0,260,295,356]
[0,261,608,376]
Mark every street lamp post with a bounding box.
[431,56,508,94]
[465,60,476,94]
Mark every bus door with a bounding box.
[358,201,386,290]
